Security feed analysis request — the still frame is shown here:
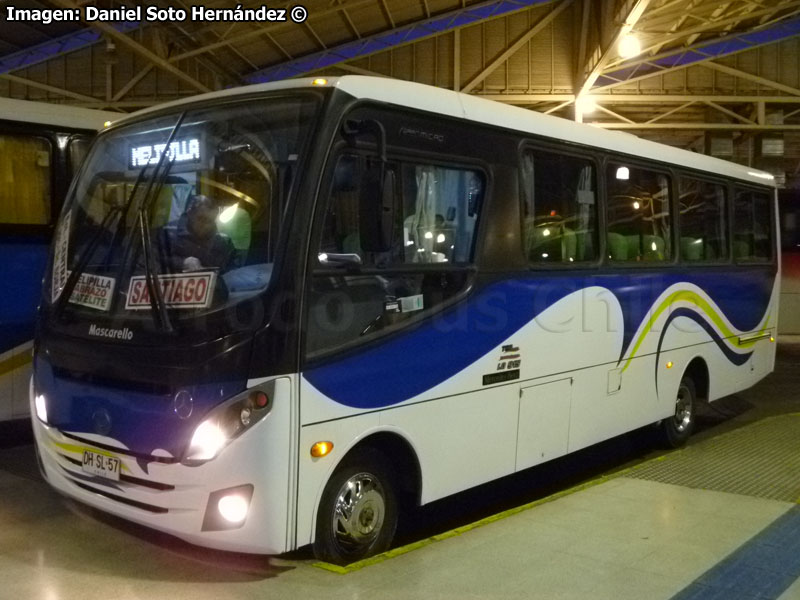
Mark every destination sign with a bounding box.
[69,272,116,312]
[125,272,215,310]
[129,138,201,169]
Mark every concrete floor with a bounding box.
[1,343,799,599]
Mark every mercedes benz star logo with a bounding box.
[173,390,194,420]
[92,408,112,436]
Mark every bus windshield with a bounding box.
[49,95,318,333]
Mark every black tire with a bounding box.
[313,449,398,565]
[661,376,696,448]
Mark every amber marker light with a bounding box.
[311,441,334,458]
[103,120,112,128]
[312,78,328,86]
[770,336,775,343]
[666,361,674,369]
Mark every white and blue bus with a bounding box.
[30,77,777,564]
[0,98,115,422]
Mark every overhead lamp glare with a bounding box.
[618,34,641,58]
[575,96,598,114]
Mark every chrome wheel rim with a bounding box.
[332,472,386,552]
[673,384,693,433]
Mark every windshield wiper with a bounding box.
[134,112,187,333]
[55,156,155,320]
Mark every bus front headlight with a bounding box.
[35,393,48,424]
[183,386,273,465]
[187,421,228,461]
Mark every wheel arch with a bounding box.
[683,355,710,402]
[306,426,423,547]
[342,428,424,507]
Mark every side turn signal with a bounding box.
[311,441,334,458]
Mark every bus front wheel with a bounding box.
[314,449,398,565]
[661,376,696,448]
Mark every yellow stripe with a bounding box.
[52,441,131,473]
[621,291,769,373]
[312,447,690,574]
[0,351,32,378]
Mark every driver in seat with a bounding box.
[164,194,235,273]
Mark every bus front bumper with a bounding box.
[30,381,294,555]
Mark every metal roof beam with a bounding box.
[703,100,757,124]
[605,2,800,70]
[704,62,800,96]
[576,0,653,97]
[644,101,696,124]
[0,22,138,75]
[170,0,377,63]
[476,93,800,103]
[47,0,210,93]
[461,0,573,93]
[594,13,800,90]
[246,0,559,84]
[592,123,800,130]
[0,73,99,102]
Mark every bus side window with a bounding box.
[678,177,728,262]
[606,163,672,262]
[307,154,484,355]
[521,149,597,264]
[0,134,52,225]
[734,188,773,262]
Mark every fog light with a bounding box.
[202,484,254,531]
[35,394,48,424]
[218,494,249,524]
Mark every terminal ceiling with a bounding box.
[1,0,799,186]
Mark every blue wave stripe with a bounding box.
[305,271,773,409]
[654,308,752,391]
[657,308,752,368]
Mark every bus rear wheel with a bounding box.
[661,376,696,448]
[314,449,398,565]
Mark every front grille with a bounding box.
[72,480,169,514]
[62,432,178,464]
[61,455,175,491]
[52,365,173,396]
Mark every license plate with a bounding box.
[82,450,121,481]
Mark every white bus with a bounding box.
[30,76,777,564]
[0,98,116,422]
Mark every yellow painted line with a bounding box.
[0,351,32,378]
[313,446,691,574]
[52,441,132,473]
[314,415,800,575]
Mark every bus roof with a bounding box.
[0,97,118,131]
[112,76,776,188]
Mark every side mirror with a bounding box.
[359,163,396,253]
